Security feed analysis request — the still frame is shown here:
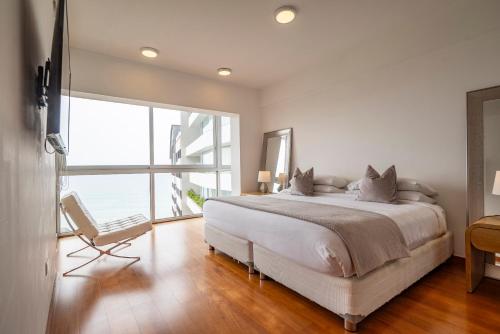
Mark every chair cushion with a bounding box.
[61,192,99,239]
[93,214,152,246]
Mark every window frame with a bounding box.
[57,92,238,235]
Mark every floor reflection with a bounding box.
[49,219,500,334]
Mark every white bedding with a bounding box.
[203,192,447,277]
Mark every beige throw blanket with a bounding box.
[209,196,410,277]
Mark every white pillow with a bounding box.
[345,189,360,195]
[348,178,438,197]
[346,189,437,204]
[313,185,345,193]
[314,175,348,188]
[397,178,438,197]
[396,191,437,204]
[347,179,362,191]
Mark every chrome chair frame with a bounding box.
[60,203,142,277]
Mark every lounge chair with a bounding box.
[59,192,152,276]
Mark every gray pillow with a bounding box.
[357,165,397,203]
[290,167,314,196]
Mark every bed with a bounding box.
[203,192,453,331]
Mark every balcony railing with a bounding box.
[185,131,214,156]
[188,112,201,127]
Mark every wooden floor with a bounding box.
[48,218,500,334]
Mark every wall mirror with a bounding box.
[467,85,500,223]
[260,128,292,193]
[467,85,500,268]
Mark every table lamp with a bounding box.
[258,171,272,193]
[492,171,500,195]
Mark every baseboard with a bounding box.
[44,274,57,334]
[485,264,500,280]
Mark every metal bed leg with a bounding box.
[344,319,357,332]
[342,314,364,332]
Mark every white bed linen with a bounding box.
[203,193,447,277]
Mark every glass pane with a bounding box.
[65,97,150,166]
[219,171,232,196]
[153,108,214,165]
[59,174,150,233]
[155,172,216,219]
[221,147,231,166]
[221,116,231,166]
[221,116,231,143]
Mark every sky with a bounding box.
[61,96,182,166]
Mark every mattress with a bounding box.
[203,193,447,277]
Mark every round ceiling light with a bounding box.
[275,6,296,24]
[217,68,232,76]
[141,47,159,58]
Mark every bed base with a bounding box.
[205,222,453,331]
[254,231,453,331]
[258,268,363,330]
[205,224,254,274]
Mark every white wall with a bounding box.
[65,48,261,192]
[261,28,500,257]
[0,0,57,333]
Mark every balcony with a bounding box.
[187,172,217,190]
[185,131,214,157]
[188,112,201,127]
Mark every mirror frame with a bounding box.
[466,85,500,226]
[260,128,293,188]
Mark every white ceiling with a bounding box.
[68,0,500,88]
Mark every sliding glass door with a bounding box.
[58,95,239,234]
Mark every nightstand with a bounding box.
[465,216,500,292]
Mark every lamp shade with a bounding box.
[278,173,288,184]
[493,171,500,195]
[258,171,272,183]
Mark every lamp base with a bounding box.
[259,182,268,193]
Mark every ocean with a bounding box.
[60,173,175,232]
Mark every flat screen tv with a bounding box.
[46,0,68,155]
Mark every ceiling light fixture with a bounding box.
[275,6,296,24]
[141,47,159,58]
[217,68,232,76]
